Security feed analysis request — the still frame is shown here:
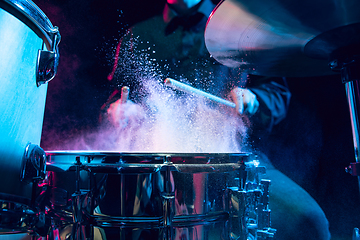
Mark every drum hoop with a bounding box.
[46,151,250,165]
[46,151,249,173]
[46,150,250,158]
[93,212,228,228]
[0,0,59,50]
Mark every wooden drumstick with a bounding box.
[164,78,236,108]
[120,86,129,104]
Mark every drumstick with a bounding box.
[164,78,236,108]
[120,86,129,104]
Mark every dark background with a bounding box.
[33,0,360,239]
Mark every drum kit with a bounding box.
[0,0,360,239]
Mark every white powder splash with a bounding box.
[59,78,249,153]
[49,36,250,153]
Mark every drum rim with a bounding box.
[45,151,250,172]
[0,0,59,50]
[45,150,250,158]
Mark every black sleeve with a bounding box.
[247,76,291,137]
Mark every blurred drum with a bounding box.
[0,0,59,233]
[45,151,262,240]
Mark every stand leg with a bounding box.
[342,64,360,190]
[344,80,360,189]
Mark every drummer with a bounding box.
[103,0,331,239]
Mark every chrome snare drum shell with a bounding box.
[0,0,60,233]
[45,151,250,239]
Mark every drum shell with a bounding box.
[95,221,227,240]
[45,170,231,219]
[0,5,48,204]
[96,171,233,240]
[99,170,232,218]
[45,152,248,239]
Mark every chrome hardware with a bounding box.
[20,143,46,183]
[36,30,61,86]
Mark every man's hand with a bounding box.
[107,87,145,128]
[230,87,259,116]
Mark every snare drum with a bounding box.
[45,151,250,240]
[0,0,59,233]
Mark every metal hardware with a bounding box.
[20,143,46,183]
[36,30,61,86]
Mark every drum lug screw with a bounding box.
[20,143,46,183]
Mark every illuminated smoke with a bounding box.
[48,37,249,153]
[57,78,249,153]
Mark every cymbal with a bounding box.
[204,0,360,77]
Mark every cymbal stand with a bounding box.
[331,58,360,189]
[331,57,360,240]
